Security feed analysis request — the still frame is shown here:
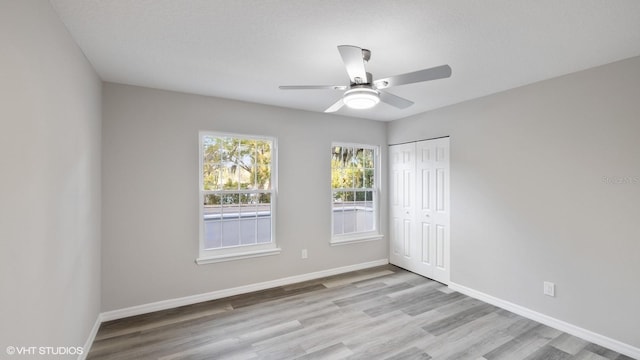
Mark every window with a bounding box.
[197,132,279,264]
[331,143,382,245]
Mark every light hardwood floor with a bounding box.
[88,265,635,360]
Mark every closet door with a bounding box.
[389,142,416,272]
[390,138,450,284]
[415,138,450,284]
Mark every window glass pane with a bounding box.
[239,193,256,219]
[256,141,271,162]
[256,141,271,191]
[220,164,236,190]
[237,139,253,190]
[363,148,374,168]
[257,192,272,244]
[352,168,362,189]
[238,139,254,167]
[342,198,356,233]
[204,221,222,249]
[204,193,221,206]
[332,191,344,235]
[354,191,371,232]
[203,164,220,191]
[221,193,240,208]
[240,192,257,246]
[331,146,341,162]
[219,137,236,163]
[258,192,271,206]
[364,168,374,188]
[347,147,357,168]
[220,193,239,247]
[218,137,237,190]
[203,194,222,249]
[333,169,342,188]
[257,217,271,244]
[333,210,343,235]
[338,169,349,188]
[240,218,257,245]
[364,191,374,231]
[343,169,352,188]
[365,190,373,202]
[222,219,240,247]
[202,136,221,163]
[256,166,271,191]
[248,165,258,190]
[238,170,252,190]
[331,146,341,190]
[203,137,222,191]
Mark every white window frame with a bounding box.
[196,131,280,264]
[330,142,383,246]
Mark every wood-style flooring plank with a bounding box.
[87,265,635,360]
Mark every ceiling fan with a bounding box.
[279,45,451,112]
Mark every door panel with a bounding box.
[392,217,400,256]
[421,222,431,265]
[436,224,445,268]
[426,138,450,283]
[421,169,431,210]
[389,143,415,271]
[403,220,411,257]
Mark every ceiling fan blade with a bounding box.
[379,91,414,109]
[374,64,452,89]
[279,85,347,90]
[337,45,368,84]
[324,98,345,113]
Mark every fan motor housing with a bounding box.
[352,72,374,86]
[343,85,380,109]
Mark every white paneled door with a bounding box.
[390,142,415,271]
[390,137,450,284]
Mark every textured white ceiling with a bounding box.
[50,0,640,121]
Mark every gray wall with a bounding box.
[388,56,640,347]
[0,0,102,355]
[101,83,388,311]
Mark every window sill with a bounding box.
[330,234,384,246]
[196,247,282,265]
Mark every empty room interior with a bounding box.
[2,1,640,359]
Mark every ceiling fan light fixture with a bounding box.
[280,45,451,113]
[343,88,380,109]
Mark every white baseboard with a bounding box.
[78,314,102,360]
[100,258,389,322]
[448,281,640,359]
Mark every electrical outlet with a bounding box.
[543,281,555,297]
[301,249,308,259]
